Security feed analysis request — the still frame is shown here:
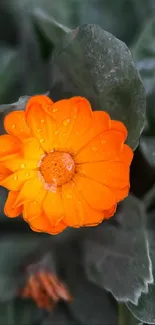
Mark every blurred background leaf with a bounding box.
[83,195,153,304]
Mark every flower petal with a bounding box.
[43,190,64,226]
[75,130,125,163]
[104,204,117,219]
[93,111,111,132]
[22,137,44,160]
[119,144,133,165]
[29,215,67,234]
[2,153,39,172]
[23,188,46,221]
[111,120,127,141]
[0,163,11,181]
[14,175,44,207]
[0,135,20,158]
[25,95,54,114]
[77,161,129,189]
[0,170,37,191]
[4,191,22,218]
[4,110,31,140]
[62,180,105,226]
[26,100,55,152]
[73,175,115,211]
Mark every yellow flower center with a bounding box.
[40,151,75,186]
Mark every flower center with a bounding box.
[40,151,75,186]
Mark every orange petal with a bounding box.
[25,95,54,115]
[0,163,11,181]
[30,214,67,235]
[119,144,133,165]
[4,191,22,218]
[4,110,31,140]
[0,170,37,191]
[77,161,129,189]
[111,120,127,141]
[0,135,20,158]
[73,175,115,211]
[2,153,39,172]
[43,190,64,226]
[22,137,44,160]
[26,100,55,152]
[93,111,111,133]
[75,130,125,163]
[62,181,104,227]
[104,204,117,219]
[14,175,44,207]
[23,188,46,221]
[64,97,95,152]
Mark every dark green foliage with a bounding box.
[0,1,155,324]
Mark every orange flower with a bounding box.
[0,95,133,234]
[20,271,72,310]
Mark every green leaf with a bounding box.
[0,298,38,325]
[83,195,153,304]
[132,16,155,135]
[126,194,155,324]
[0,47,19,104]
[0,233,49,301]
[58,243,117,325]
[50,24,146,150]
[118,304,142,325]
[140,136,155,168]
[33,8,71,45]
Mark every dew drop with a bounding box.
[20,163,26,168]
[54,130,59,135]
[20,128,23,132]
[37,128,42,133]
[26,172,30,177]
[92,146,97,151]
[52,108,57,113]
[33,200,38,205]
[12,124,16,129]
[66,193,72,199]
[41,119,44,123]
[13,175,18,181]
[63,118,70,126]
[101,140,106,144]
[40,138,45,143]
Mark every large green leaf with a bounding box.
[50,24,145,150]
[57,243,117,325]
[132,16,155,135]
[127,189,155,324]
[83,195,153,304]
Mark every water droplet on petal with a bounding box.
[13,175,18,181]
[26,172,30,177]
[41,119,44,123]
[92,146,97,151]
[33,200,38,205]
[40,138,45,143]
[20,128,23,132]
[12,124,16,129]
[54,130,59,135]
[52,108,57,113]
[101,140,106,144]
[63,118,70,126]
[66,193,72,199]
[20,163,26,168]
[37,128,42,133]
